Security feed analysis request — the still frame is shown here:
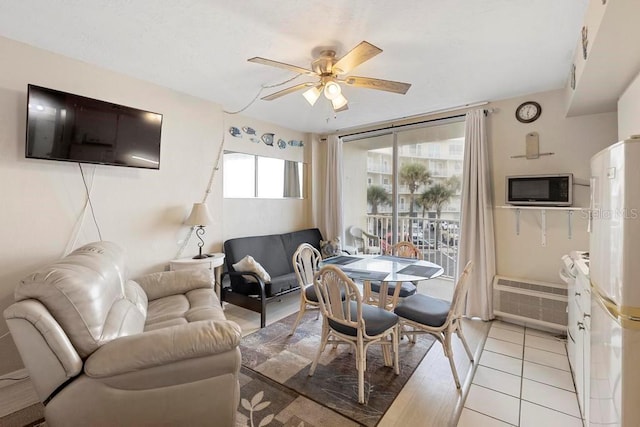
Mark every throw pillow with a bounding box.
[320,237,342,259]
[232,255,271,283]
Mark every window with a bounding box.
[343,117,465,272]
[223,151,305,199]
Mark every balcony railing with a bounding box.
[364,215,460,280]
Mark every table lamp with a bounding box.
[185,202,213,259]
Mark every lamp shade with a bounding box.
[303,86,322,106]
[185,203,213,226]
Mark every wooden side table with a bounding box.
[169,253,225,300]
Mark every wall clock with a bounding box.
[515,101,541,123]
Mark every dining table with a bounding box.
[320,254,444,310]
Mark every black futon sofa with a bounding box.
[222,228,323,328]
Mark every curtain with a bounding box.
[321,135,344,243]
[283,160,301,198]
[458,109,496,320]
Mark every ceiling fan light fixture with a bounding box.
[302,86,322,106]
[331,93,348,111]
[323,81,342,100]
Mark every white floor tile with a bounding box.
[519,401,583,427]
[483,337,523,359]
[523,347,570,371]
[472,365,521,398]
[465,385,521,426]
[522,361,575,392]
[525,334,566,355]
[479,350,523,376]
[457,408,515,427]
[492,320,525,333]
[521,379,581,418]
[489,327,524,345]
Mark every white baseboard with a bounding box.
[0,368,30,390]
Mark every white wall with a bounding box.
[0,36,312,374]
[488,89,617,283]
[618,71,640,140]
[222,116,311,240]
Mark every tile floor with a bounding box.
[457,321,583,427]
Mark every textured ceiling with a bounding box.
[0,0,588,133]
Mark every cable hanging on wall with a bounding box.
[64,164,100,256]
[174,73,303,259]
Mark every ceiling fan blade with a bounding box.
[344,76,412,94]
[261,82,316,101]
[248,57,316,76]
[333,41,382,74]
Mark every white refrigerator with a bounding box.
[589,136,640,426]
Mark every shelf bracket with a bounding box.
[568,210,573,240]
[515,208,520,235]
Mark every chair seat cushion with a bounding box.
[369,281,417,298]
[329,301,398,337]
[394,294,450,328]
[304,284,318,302]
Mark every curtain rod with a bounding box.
[337,101,489,140]
[339,113,466,140]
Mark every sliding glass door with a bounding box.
[342,117,465,278]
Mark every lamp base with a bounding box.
[192,254,208,259]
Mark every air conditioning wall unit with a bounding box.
[492,275,568,333]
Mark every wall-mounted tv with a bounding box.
[25,84,162,170]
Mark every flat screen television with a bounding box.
[25,84,162,169]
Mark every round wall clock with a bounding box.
[515,101,541,123]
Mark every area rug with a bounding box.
[239,310,436,426]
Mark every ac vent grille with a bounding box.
[493,275,568,331]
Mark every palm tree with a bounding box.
[419,181,457,249]
[367,185,390,214]
[423,183,455,218]
[399,162,431,239]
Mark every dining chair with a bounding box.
[348,225,382,255]
[289,243,322,336]
[365,241,421,309]
[386,240,423,260]
[393,261,474,389]
[309,265,399,404]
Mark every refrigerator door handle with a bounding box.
[588,176,596,233]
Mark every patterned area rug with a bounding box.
[9,312,434,427]
[239,310,435,427]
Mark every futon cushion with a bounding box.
[280,228,323,270]
[224,234,290,278]
[329,301,398,337]
[229,272,300,297]
[369,281,417,298]
[394,294,450,327]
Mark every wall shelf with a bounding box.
[496,206,586,246]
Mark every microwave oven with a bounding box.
[506,174,573,206]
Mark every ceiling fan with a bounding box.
[248,41,412,112]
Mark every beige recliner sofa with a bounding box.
[3,241,242,427]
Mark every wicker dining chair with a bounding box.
[309,265,399,404]
[289,243,322,336]
[394,261,474,388]
[364,241,421,309]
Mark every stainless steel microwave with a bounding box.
[506,174,573,206]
